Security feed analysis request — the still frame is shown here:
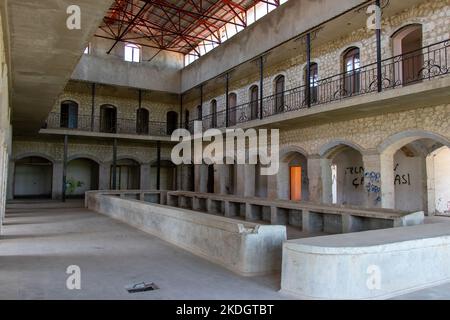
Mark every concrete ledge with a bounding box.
[86,192,286,276]
[281,223,450,299]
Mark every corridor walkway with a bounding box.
[0,201,449,300]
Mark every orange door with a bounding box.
[290,166,302,201]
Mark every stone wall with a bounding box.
[182,0,450,119]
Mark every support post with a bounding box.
[137,89,142,133]
[259,56,264,120]
[225,73,229,127]
[376,0,383,93]
[112,138,117,190]
[305,33,312,108]
[62,135,68,202]
[157,140,161,190]
[91,83,95,131]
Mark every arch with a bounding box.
[228,92,237,126]
[304,62,319,103]
[378,130,450,156]
[111,158,141,190]
[391,24,423,85]
[15,152,56,164]
[279,145,309,161]
[342,46,361,96]
[67,158,100,197]
[274,74,285,113]
[116,155,143,165]
[377,130,450,213]
[136,108,150,134]
[60,100,79,129]
[68,154,102,164]
[100,104,117,133]
[276,148,309,201]
[319,140,365,158]
[166,111,178,135]
[14,156,53,199]
[249,85,259,120]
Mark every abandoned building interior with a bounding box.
[0,0,449,300]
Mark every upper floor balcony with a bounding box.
[42,111,179,141]
[191,39,449,132]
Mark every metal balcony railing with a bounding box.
[43,113,174,137]
[194,39,449,130]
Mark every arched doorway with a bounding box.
[136,108,149,134]
[274,75,285,113]
[277,151,309,201]
[166,111,178,135]
[151,160,177,190]
[14,156,53,199]
[249,85,259,120]
[60,100,78,129]
[321,144,365,206]
[342,47,361,96]
[392,24,423,85]
[380,133,450,214]
[100,105,117,133]
[66,158,99,198]
[228,93,237,126]
[111,159,140,190]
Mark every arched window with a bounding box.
[228,93,237,126]
[274,75,285,113]
[60,100,78,129]
[124,43,140,63]
[392,24,423,85]
[304,63,319,104]
[211,100,217,128]
[100,105,117,133]
[249,85,259,120]
[166,111,178,135]
[343,47,361,95]
[136,108,149,134]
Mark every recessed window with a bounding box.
[124,44,140,63]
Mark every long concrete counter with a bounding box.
[166,191,424,234]
[281,222,450,299]
[86,191,286,276]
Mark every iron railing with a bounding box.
[198,39,449,129]
[45,40,449,136]
[44,113,173,136]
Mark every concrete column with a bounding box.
[380,153,395,209]
[362,153,382,208]
[99,162,111,190]
[342,214,362,233]
[307,156,322,203]
[140,164,151,190]
[235,165,245,196]
[6,160,14,200]
[244,164,255,197]
[321,158,333,204]
[196,164,208,193]
[267,174,277,199]
[52,161,64,200]
[426,155,436,215]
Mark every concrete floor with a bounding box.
[0,201,449,300]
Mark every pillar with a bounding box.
[380,152,395,209]
[321,158,333,204]
[52,161,64,200]
[307,156,322,203]
[362,153,382,208]
[244,164,255,197]
[140,163,151,190]
[99,162,111,190]
[6,160,14,200]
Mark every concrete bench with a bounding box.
[166,191,424,234]
[86,192,286,276]
[280,222,450,299]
